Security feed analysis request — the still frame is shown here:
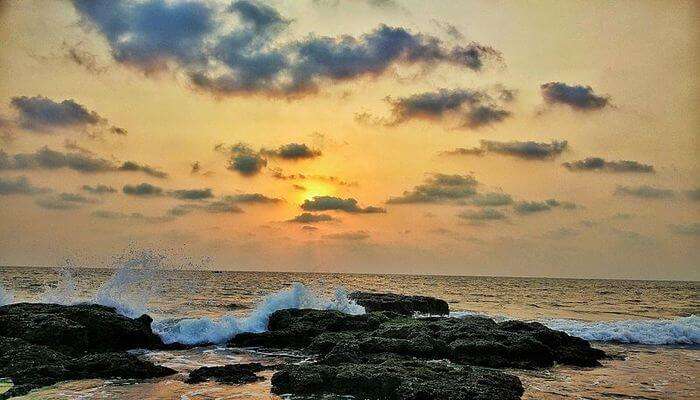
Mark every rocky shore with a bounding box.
[0,292,607,399]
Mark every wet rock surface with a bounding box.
[230,307,606,400]
[349,291,450,315]
[0,303,175,399]
[186,363,270,385]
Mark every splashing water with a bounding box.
[40,266,79,305]
[152,282,365,345]
[542,315,700,345]
[0,282,13,306]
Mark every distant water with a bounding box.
[1,263,698,399]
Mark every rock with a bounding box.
[0,303,165,355]
[271,358,524,400]
[349,291,449,315]
[186,363,267,384]
[230,309,606,369]
[0,303,175,399]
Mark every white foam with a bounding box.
[0,282,13,306]
[152,283,365,345]
[541,315,700,345]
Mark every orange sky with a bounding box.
[0,0,698,279]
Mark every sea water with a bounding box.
[0,259,697,399]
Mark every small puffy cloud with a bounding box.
[301,195,385,213]
[470,192,513,207]
[118,161,168,179]
[122,183,164,197]
[670,223,700,236]
[458,208,507,221]
[35,192,98,210]
[514,199,572,215]
[480,140,568,160]
[287,212,335,223]
[387,173,478,204]
[562,157,654,173]
[82,184,116,194]
[10,95,104,131]
[324,230,370,240]
[383,88,513,129]
[217,143,268,176]
[170,188,214,200]
[540,82,611,111]
[0,176,49,195]
[614,185,675,199]
[261,143,321,160]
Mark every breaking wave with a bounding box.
[0,282,13,306]
[542,315,700,345]
[152,283,365,345]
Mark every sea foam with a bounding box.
[152,283,365,345]
[0,282,13,306]
[542,315,700,345]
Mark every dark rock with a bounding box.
[0,303,175,399]
[349,291,450,315]
[0,302,165,355]
[271,358,524,400]
[186,363,267,384]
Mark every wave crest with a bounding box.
[152,283,365,345]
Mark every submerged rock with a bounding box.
[186,363,268,384]
[349,291,450,315]
[0,303,175,399]
[271,358,524,400]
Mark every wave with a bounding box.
[542,315,700,345]
[0,282,13,306]
[152,283,365,345]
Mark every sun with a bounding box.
[299,181,335,202]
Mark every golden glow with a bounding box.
[299,181,335,202]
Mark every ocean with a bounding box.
[0,261,698,399]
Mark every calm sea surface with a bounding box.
[1,266,698,399]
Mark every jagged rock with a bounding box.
[349,291,449,315]
[0,303,175,399]
[229,309,606,369]
[271,358,524,400]
[186,363,267,384]
[0,303,164,355]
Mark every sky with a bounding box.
[0,0,698,280]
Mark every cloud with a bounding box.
[324,230,370,240]
[81,184,116,194]
[514,199,574,215]
[190,161,201,174]
[72,1,501,97]
[65,44,108,74]
[614,185,675,199]
[202,199,244,214]
[387,173,478,204]
[270,168,358,186]
[261,143,321,160]
[91,210,174,223]
[383,88,512,129]
[458,208,507,221]
[170,188,214,200]
[287,212,335,223]
[0,176,49,195]
[562,157,654,173]
[10,95,104,131]
[685,188,700,201]
[110,126,128,135]
[301,195,385,213]
[35,192,98,210]
[540,82,610,111]
[217,143,268,176]
[670,223,700,236]
[118,161,168,178]
[479,140,568,160]
[542,227,581,240]
[441,147,485,157]
[470,192,513,207]
[0,147,168,177]
[122,183,164,197]
[223,193,282,204]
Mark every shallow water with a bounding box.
[1,266,698,399]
